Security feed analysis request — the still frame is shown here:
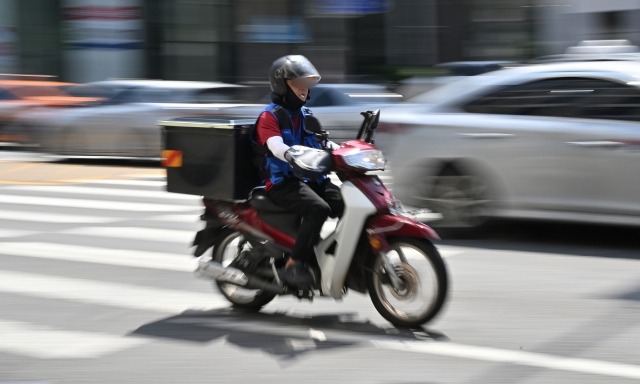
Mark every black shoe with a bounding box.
[278,264,316,286]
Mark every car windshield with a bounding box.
[408,75,494,105]
[193,88,243,103]
[107,87,185,103]
[0,89,18,100]
[306,87,356,107]
[62,84,116,99]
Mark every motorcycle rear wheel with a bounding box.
[212,229,276,310]
[367,237,448,327]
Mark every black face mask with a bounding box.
[271,84,309,111]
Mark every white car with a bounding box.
[9,80,251,159]
[380,58,640,228]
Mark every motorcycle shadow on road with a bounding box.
[129,307,448,363]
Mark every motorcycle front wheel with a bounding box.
[367,237,448,327]
[212,229,276,310]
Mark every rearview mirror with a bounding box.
[305,115,323,134]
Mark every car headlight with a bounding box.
[343,149,386,171]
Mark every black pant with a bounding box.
[267,178,344,263]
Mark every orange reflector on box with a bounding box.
[162,150,182,167]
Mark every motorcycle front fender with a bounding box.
[366,214,439,249]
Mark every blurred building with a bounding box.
[0,0,18,73]
[464,0,535,60]
[5,0,640,84]
[536,0,640,56]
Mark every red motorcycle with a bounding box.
[193,110,448,327]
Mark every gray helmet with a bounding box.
[269,55,321,95]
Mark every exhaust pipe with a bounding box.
[195,259,285,294]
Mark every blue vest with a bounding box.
[252,103,325,186]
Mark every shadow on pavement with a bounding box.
[436,219,640,261]
[130,308,448,362]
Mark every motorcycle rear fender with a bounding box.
[192,212,226,257]
[366,215,439,252]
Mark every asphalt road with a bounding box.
[1,152,640,383]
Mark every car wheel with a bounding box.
[412,164,492,228]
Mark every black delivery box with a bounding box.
[160,116,261,200]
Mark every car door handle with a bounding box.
[457,133,515,138]
[566,141,625,147]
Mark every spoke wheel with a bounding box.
[212,229,276,310]
[367,238,448,327]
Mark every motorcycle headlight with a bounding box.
[386,197,404,215]
[343,149,386,171]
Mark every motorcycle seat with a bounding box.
[249,188,289,213]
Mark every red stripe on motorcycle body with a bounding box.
[203,199,296,249]
[367,214,440,240]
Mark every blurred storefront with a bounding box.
[62,0,145,83]
[0,0,18,73]
[11,0,640,84]
[464,0,535,60]
[13,0,63,78]
[536,0,640,55]
[144,0,235,82]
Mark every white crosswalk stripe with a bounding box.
[73,179,167,187]
[0,194,199,212]
[0,229,38,237]
[147,214,201,223]
[2,185,200,201]
[0,320,149,359]
[59,226,195,243]
[0,209,123,223]
[0,270,227,313]
[2,242,195,272]
[0,176,214,360]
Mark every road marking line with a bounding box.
[375,340,640,381]
[0,319,148,359]
[125,174,166,179]
[0,194,199,212]
[0,209,122,224]
[0,270,228,313]
[0,229,37,237]
[74,179,166,187]
[1,242,194,272]
[59,226,195,244]
[146,214,200,223]
[2,185,199,201]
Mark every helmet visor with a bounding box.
[289,76,320,89]
[283,55,321,84]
